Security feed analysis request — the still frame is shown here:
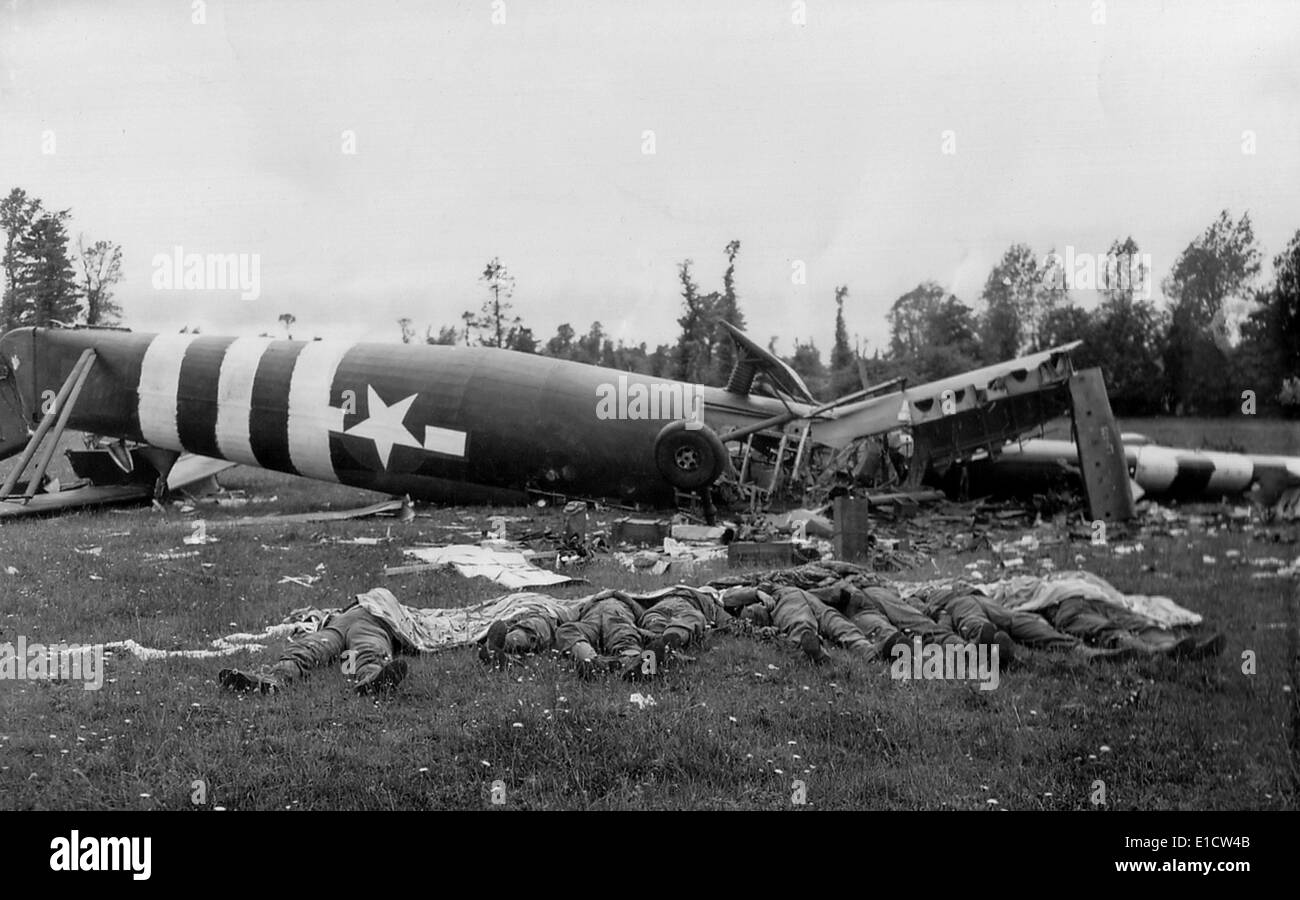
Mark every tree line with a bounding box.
[1,188,123,331]
[5,184,1294,418]
[861,212,1299,417]
[415,212,1298,418]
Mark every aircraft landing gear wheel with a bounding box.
[653,421,727,492]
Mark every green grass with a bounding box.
[0,427,1297,810]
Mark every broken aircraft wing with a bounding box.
[808,342,1082,454]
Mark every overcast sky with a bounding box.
[2,0,1297,355]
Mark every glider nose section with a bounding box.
[0,327,38,460]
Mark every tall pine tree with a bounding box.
[829,285,860,396]
[15,210,81,326]
[710,240,745,385]
[1,188,43,331]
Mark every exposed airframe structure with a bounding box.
[715,328,1118,513]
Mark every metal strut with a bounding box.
[0,349,97,502]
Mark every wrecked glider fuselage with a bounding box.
[970,436,1300,505]
[0,325,1087,510]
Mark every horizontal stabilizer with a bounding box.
[167,453,238,491]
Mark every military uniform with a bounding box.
[914,583,1078,652]
[555,593,646,662]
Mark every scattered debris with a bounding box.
[0,484,152,519]
[145,550,201,561]
[166,453,238,492]
[398,545,573,589]
[211,496,410,527]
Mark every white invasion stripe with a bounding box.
[1132,446,1178,492]
[137,333,200,451]
[214,337,274,467]
[287,340,353,480]
[424,425,467,458]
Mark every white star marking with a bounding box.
[342,386,424,468]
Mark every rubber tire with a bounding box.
[653,420,728,491]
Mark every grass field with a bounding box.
[0,420,1297,810]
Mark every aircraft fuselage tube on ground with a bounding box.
[0,326,802,504]
[0,325,1085,507]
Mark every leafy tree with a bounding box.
[1162,211,1261,413]
[504,324,537,353]
[1038,303,1093,352]
[278,312,296,340]
[888,281,944,358]
[783,339,828,400]
[607,340,655,374]
[1239,228,1300,416]
[587,325,609,365]
[426,324,461,345]
[76,236,123,326]
[542,321,621,365]
[1270,230,1300,384]
[397,317,415,344]
[544,322,576,358]
[929,294,981,358]
[647,344,672,377]
[576,321,606,365]
[1081,237,1168,414]
[978,244,1042,359]
[887,281,981,382]
[1029,247,1070,352]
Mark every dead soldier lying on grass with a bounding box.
[215,562,1226,695]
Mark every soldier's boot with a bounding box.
[878,631,909,663]
[991,630,1016,669]
[356,658,408,695]
[479,620,509,667]
[218,668,284,695]
[799,631,830,665]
